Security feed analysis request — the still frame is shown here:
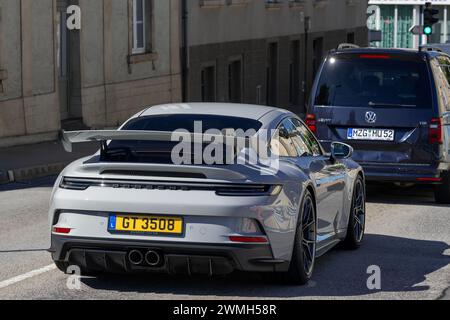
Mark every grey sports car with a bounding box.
[49,103,365,285]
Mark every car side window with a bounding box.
[431,58,450,112]
[270,119,298,158]
[437,56,450,84]
[288,119,313,157]
[291,118,323,156]
[439,56,450,112]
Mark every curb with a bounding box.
[1,162,68,184]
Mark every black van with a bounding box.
[307,45,450,204]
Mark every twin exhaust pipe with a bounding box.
[128,249,162,267]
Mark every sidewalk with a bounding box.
[0,140,98,184]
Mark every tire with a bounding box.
[282,190,317,285]
[434,173,450,204]
[343,176,366,250]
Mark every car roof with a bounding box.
[139,103,290,121]
[330,47,449,60]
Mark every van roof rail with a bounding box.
[419,46,443,53]
[337,43,360,50]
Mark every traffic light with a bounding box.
[424,2,439,36]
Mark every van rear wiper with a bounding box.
[368,102,417,108]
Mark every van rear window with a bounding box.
[314,54,432,109]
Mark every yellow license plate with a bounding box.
[108,215,183,235]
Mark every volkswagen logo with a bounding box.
[365,111,377,124]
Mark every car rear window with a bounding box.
[314,53,433,109]
[104,114,262,164]
[122,114,262,132]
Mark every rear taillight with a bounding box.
[429,118,443,145]
[52,227,72,234]
[229,236,268,243]
[60,177,90,190]
[359,54,391,59]
[306,114,317,134]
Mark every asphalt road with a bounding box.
[0,177,449,300]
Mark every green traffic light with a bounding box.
[424,26,433,35]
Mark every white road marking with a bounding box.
[0,264,56,290]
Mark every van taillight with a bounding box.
[306,114,317,134]
[429,118,443,145]
[359,54,391,59]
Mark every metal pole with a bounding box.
[303,17,310,113]
[181,0,189,102]
[420,5,424,46]
[256,85,261,105]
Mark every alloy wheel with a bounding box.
[353,180,366,242]
[301,196,317,276]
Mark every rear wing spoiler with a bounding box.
[60,130,251,153]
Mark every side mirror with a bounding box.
[331,142,353,160]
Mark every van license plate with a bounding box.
[347,128,395,141]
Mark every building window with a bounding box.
[266,42,278,106]
[347,32,355,44]
[312,37,323,78]
[397,5,413,48]
[266,0,282,7]
[228,59,243,103]
[289,40,301,105]
[379,5,395,48]
[132,0,152,54]
[201,65,216,102]
[372,4,450,49]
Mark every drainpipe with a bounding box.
[420,5,424,46]
[181,0,188,102]
[0,7,5,94]
[303,17,310,114]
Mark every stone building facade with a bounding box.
[0,0,181,147]
[182,0,369,115]
[0,0,368,147]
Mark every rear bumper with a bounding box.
[49,185,300,262]
[49,235,290,275]
[362,162,449,184]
